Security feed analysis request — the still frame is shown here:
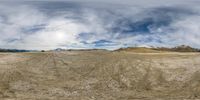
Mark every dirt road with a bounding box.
[0,51,200,100]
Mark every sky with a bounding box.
[0,0,200,50]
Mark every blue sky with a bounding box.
[0,0,200,50]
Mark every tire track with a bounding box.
[52,52,98,79]
[50,52,61,77]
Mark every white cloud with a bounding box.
[0,0,200,50]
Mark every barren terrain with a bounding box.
[0,51,200,100]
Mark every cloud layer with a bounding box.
[0,0,200,50]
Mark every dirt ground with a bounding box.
[0,51,200,100]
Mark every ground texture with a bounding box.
[0,51,200,100]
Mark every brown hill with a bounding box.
[155,45,200,52]
[116,47,162,53]
[116,45,200,53]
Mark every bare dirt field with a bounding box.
[0,51,200,100]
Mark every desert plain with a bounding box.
[0,50,200,100]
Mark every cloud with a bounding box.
[0,0,200,50]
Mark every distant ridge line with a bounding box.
[0,49,30,52]
[115,45,200,53]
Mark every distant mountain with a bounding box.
[52,48,108,52]
[1,45,199,53]
[173,45,200,52]
[116,45,200,53]
[116,47,161,53]
[53,48,66,51]
[155,45,200,52]
[0,49,30,52]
